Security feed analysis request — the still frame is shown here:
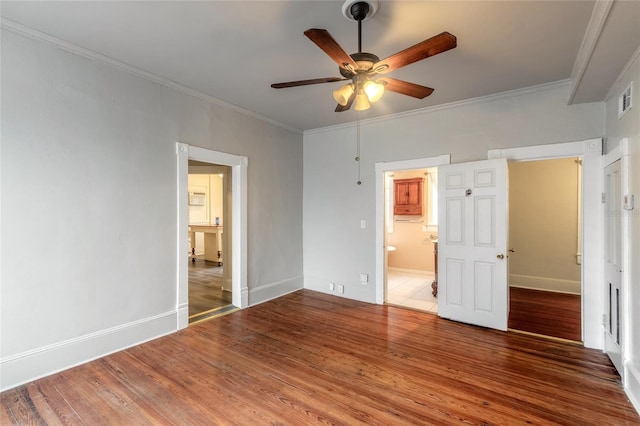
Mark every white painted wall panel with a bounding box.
[0,28,303,389]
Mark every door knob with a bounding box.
[496,253,505,259]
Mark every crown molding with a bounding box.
[567,0,615,105]
[0,18,302,135]
[305,80,571,135]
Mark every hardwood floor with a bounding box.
[189,259,231,317]
[2,290,637,425]
[509,287,581,342]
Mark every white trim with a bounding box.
[0,311,176,392]
[387,267,435,276]
[488,139,602,161]
[489,138,604,349]
[375,154,450,305]
[176,143,248,329]
[568,0,615,104]
[306,80,571,135]
[625,360,640,414]
[0,18,301,135]
[248,276,304,306]
[509,274,581,295]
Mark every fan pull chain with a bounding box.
[356,115,362,185]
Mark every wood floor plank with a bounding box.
[509,287,581,341]
[189,260,231,317]
[2,290,638,425]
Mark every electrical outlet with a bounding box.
[329,282,335,291]
[360,220,366,229]
[337,284,344,294]
[360,273,368,284]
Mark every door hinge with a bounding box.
[601,192,606,204]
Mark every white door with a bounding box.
[604,160,623,375]
[438,159,509,330]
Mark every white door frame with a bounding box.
[488,138,603,349]
[375,155,451,304]
[602,138,631,377]
[176,143,248,329]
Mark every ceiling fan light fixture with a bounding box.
[354,92,371,111]
[333,83,355,106]
[363,79,385,103]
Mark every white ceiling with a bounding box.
[2,1,639,131]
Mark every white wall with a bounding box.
[604,49,640,412]
[0,28,303,390]
[304,82,604,303]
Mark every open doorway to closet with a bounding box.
[507,157,582,341]
[384,167,439,313]
[188,161,234,324]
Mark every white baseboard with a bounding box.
[387,267,434,276]
[0,311,177,392]
[625,360,640,415]
[509,274,581,294]
[248,275,303,306]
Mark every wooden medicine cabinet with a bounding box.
[394,177,423,215]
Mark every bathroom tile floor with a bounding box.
[386,269,438,313]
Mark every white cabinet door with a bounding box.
[438,159,509,331]
[604,160,623,375]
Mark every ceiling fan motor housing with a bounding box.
[339,52,380,78]
[350,2,370,21]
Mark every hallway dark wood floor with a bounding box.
[189,259,231,317]
[509,287,581,341]
[2,290,637,425]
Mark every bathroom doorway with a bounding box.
[384,167,439,313]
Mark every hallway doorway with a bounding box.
[176,143,248,330]
[507,157,582,341]
[187,162,234,324]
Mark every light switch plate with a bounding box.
[624,194,635,211]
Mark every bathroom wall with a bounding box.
[386,169,437,273]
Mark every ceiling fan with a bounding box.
[271,0,457,112]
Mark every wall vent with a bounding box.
[618,82,632,119]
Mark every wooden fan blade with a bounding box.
[379,77,434,99]
[271,77,347,89]
[373,32,456,74]
[335,92,355,112]
[304,28,358,70]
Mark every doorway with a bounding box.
[188,162,234,324]
[176,143,248,330]
[384,168,439,313]
[375,139,603,348]
[507,158,582,341]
